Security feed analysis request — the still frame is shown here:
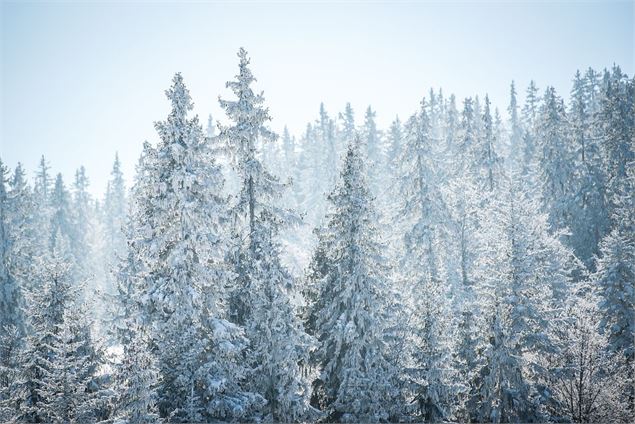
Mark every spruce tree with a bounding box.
[598,66,634,217]
[114,321,161,424]
[308,136,399,422]
[508,81,523,168]
[361,106,384,197]
[536,86,574,232]
[568,70,609,267]
[129,72,258,421]
[594,229,635,363]
[8,240,102,423]
[395,99,453,421]
[219,48,314,422]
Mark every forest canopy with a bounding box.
[1,48,634,423]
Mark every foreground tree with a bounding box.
[307,136,399,422]
[219,48,314,422]
[131,72,259,421]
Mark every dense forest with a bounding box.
[0,48,633,423]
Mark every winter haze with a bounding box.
[2,1,633,193]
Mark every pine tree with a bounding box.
[469,174,576,422]
[361,106,384,197]
[243,228,316,422]
[443,94,459,155]
[474,94,502,191]
[298,104,338,227]
[8,240,99,423]
[321,105,338,195]
[0,162,27,419]
[568,70,609,267]
[339,102,356,148]
[469,191,535,423]
[39,305,105,423]
[599,66,635,222]
[386,116,403,178]
[449,98,480,290]
[102,153,127,303]
[508,81,523,168]
[308,136,399,422]
[114,322,161,424]
[280,126,296,182]
[33,155,53,251]
[218,48,282,253]
[395,99,453,421]
[456,98,476,175]
[453,306,480,422]
[219,48,314,422]
[520,81,540,179]
[0,161,25,336]
[49,173,74,255]
[103,154,127,264]
[536,86,574,231]
[130,72,258,421]
[72,166,95,285]
[594,228,635,363]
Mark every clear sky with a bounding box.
[1,0,633,197]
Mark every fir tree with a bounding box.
[594,228,635,363]
[508,81,523,169]
[395,99,453,421]
[114,322,161,424]
[131,72,258,421]
[568,70,609,267]
[361,105,384,197]
[308,136,399,422]
[219,48,314,422]
[536,86,574,231]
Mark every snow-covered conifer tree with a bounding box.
[386,116,403,179]
[469,174,577,422]
[519,81,540,179]
[593,229,635,363]
[508,81,523,169]
[49,173,74,254]
[129,72,259,421]
[218,48,314,422]
[598,66,634,217]
[567,71,609,266]
[103,154,127,281]
[361,106,384,197]
[114,321,161,424]
[395,99,453,421]
[7,240,102,423]
[0,161,26,335]
[339,102,356,150]
[308,136,399,422]
[33,156,53,250]
[72,166,96,287]
[544,296,632,423]
[474,95,502,191]
[536,86,574,231]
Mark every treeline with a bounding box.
[0,48,633,423]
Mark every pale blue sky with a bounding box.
[1,1,633,196]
